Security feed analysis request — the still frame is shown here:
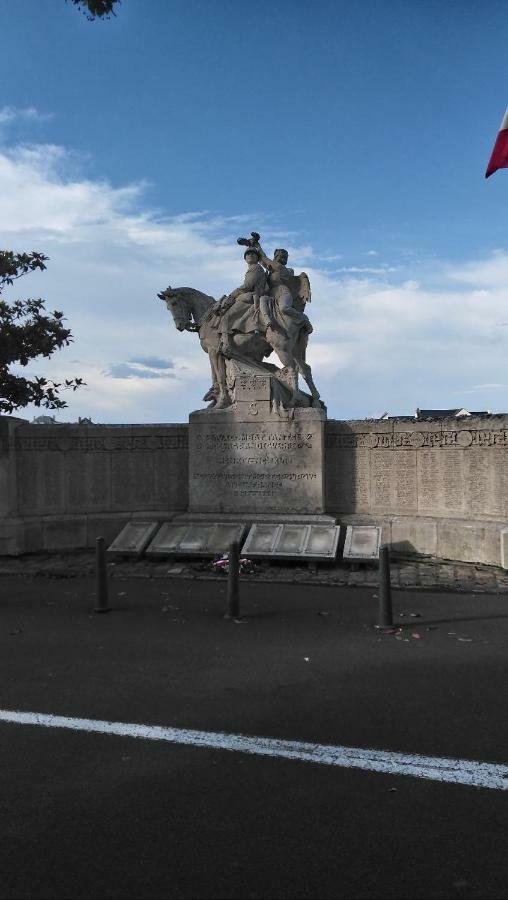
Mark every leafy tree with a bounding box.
[68,0,120,20]
[0,251,84,415]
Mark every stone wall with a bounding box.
[1,413,507,565]
[0,417,188,554]
[325,417,508,566]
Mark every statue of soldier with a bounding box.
[215,245,269,356]
[237,232,312,340]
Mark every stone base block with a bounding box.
[391,517,438,557]
[0,511,177,556]
[436,520,502,567]
[175,512,336,526]
[86,513,137,548]
[0,518,41,555]
[42,516,88,551]
[501,528,508,570]
[332,513,505,567]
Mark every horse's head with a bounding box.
[158,286,192,332]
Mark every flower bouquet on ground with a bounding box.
[211,553,256,575]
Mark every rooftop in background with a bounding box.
[31,415,94,425]
[416,408,491,420]
[378,408,494,421]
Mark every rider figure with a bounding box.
[253,241,312,335]
[217,247,268,356]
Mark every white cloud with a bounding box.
[331,265,399,275]
[0,106,53,125]
[446,250,508,290]
[1,136,508,421]
[317,253,343,263]
[463,383,508,391]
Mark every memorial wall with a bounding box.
[1,414,507,566]
[0,417,188,554]
[325,417,508,566]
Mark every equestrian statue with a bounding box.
[158,231,323,410]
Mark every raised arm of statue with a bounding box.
[254,243,276,272]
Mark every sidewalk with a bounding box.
[1,549,507,594]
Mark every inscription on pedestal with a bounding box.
[235,375,271,402]
[189,383,326,514]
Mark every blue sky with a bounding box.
[2,0,508,422]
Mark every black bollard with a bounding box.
[225,541,240,620]
[94,536,110,614]
[378,544,393,628]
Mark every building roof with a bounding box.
[416,408,490,420]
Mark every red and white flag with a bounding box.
[486,106,508,178]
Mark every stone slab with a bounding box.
[0,518,32,555]
[42,516,88,552]
[501,528,508,570]
[107,521,161,557]
[145,521,247,557]
[342,525,381,560]
[437,520,502,567]
[188,384,326,515]
[86,514,133,549]
[241,523,340,561]
[390,517,438,557]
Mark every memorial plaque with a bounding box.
[189,382,326,515]
[243,524,281,554]
[107,520,160,557]
[242,523,340,560]
[342,525,381,560]
[148,522,188,553]
[277,524,307,554]
[146,521,246,557]
[305,524,338,557]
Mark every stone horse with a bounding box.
[158,286,322,409]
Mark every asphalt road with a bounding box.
[0,576,507,899]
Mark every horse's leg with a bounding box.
[199,337,219,406]
[297,358,322,408]
[268,334,299,403]
[209,348,232,408]
[293,333,322,408]
[198,337,218,405]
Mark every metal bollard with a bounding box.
[225,540,240,620]
[378,544,393,628]
[94,536,110,613]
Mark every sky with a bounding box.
[2,0,508,423]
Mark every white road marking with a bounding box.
[0,708,507,791]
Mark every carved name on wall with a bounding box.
[9,432,188,453]
[325,429,508,450]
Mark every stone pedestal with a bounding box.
[188,376,326,515]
